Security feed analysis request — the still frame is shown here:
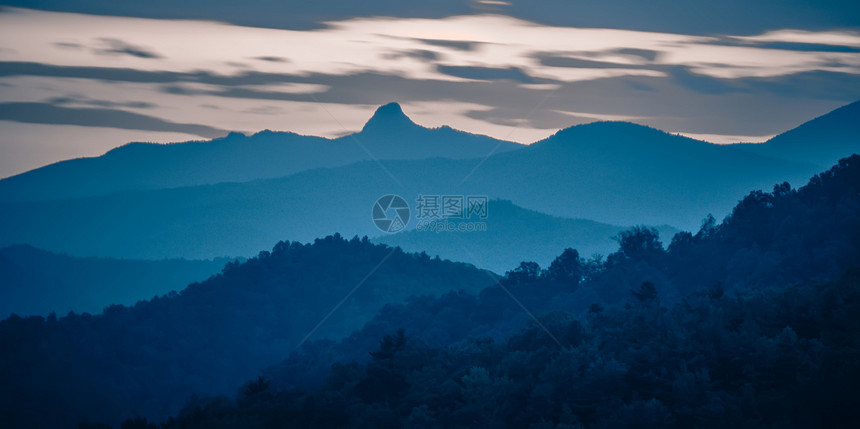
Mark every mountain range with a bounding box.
[3,154,859,429]
[0,101,856,265]
[0,103,522,202]
[0,199,680,318]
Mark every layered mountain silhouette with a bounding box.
[374,200,678,274]
[736,100,860,168]
[3,155,860,429]
[0,245,228,318]
[0,102,522,201]
[0,102,856,262]
[0,236,492,427]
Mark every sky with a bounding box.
[1,1,859,178]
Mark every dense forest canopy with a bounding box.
[0,236,492,427]
[146,268,860,429]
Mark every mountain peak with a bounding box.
[541,121,674,144]
[376,102,405,116]
[361,102,418,133]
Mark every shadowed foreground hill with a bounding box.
[0,236,491,428]
[0,245,228,318]
[164,268,860,429]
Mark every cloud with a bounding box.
[254,56,290,63]
[0,61,201,83]
[436,65,536,83]
[47,94,156,109]
[0,102,228,137]
[740,42,860,53]
[465,106,585,128]
[535,54,655,69]
[53,41,84,50]
[1,59,857,141]
[732,30,860,48]
[3,10,858,85]
[0,8,858,154]
[240,105,284,115]
[501,0,860,36]
[0,61,317,87]
[381,49,439,61]
[666,66,747,95]
[93,38,161,59]
[611,48,660,62]
[2,0,859,35]
[417,38,482,51]
[474,0,511,6]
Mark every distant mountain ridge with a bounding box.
[2,100,858,205]
[0,102,523,202]
[1,102,857,260]
[736,100,860,168]
[0,245,227,317]
[0,120,826,260]
[374,199,679,273]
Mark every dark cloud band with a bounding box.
[0,102,228,138]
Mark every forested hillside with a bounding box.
[151,269,860,429]
[138,155,860,429]
[3,156,859,428]
[0,236,491,427]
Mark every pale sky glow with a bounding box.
[0,120,201,178]
[0,6,859,177]
[676,132,777,145]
